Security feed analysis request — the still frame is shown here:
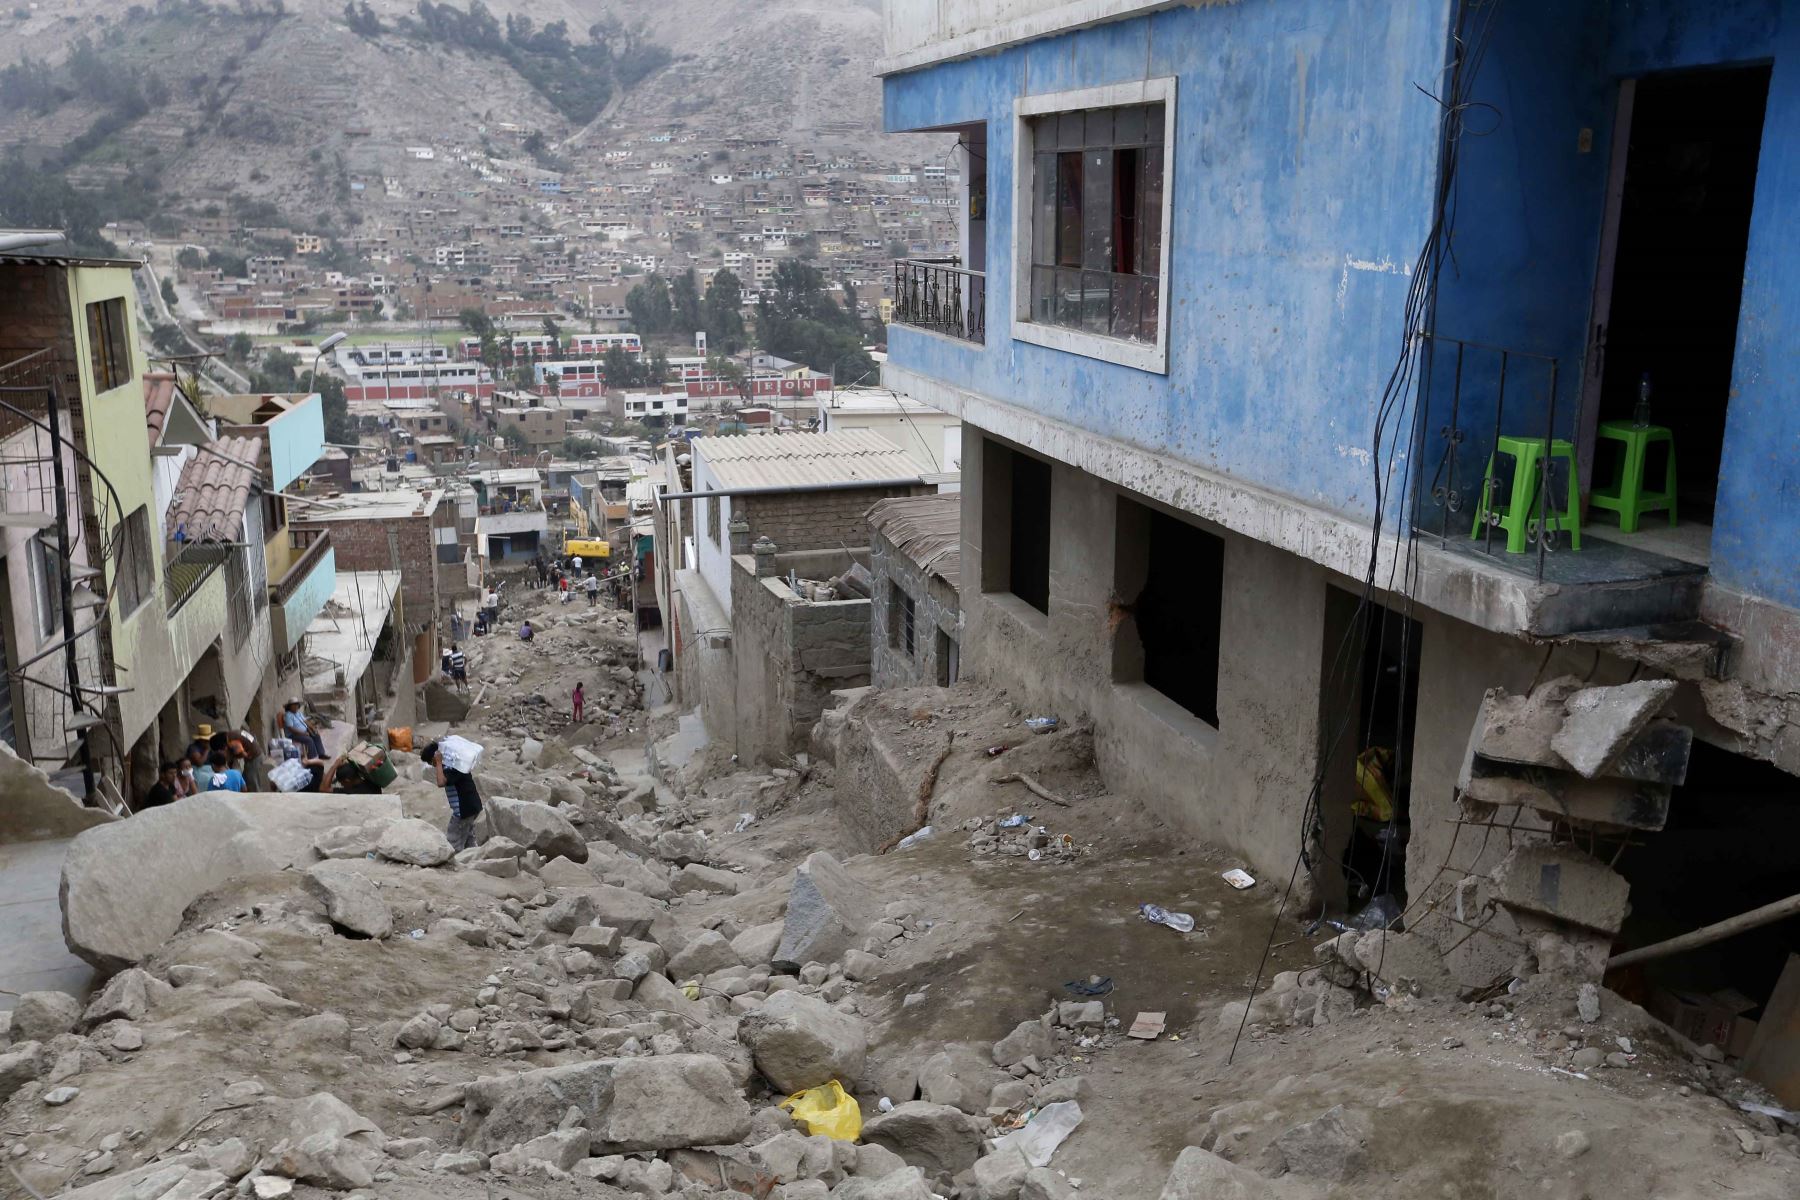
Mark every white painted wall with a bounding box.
[883,0,1175,70]
[690,452,735,622]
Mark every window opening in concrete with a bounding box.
[1008,451,1051,613]
[86,297,130,392]
[936,629,958,687]
[1112,497,1222,726]
[890,582,915,657]
[705,490,719,545]
[1317,588,1421,917]
[1605,741,1800,1050]
[1590,65,1769,530]
[114,505,154,617]
[1027,103,1164,342]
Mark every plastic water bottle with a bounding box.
[1139,903,1196,933]
[1634,372,1653,428]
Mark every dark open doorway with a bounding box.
[1317,589,1422,917]
[1590,65,1770,533]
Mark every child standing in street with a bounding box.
[572,681,585,724]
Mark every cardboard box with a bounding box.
[1650,988,1757,1050]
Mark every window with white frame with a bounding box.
[1013,80,1175,372]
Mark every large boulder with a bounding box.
[486,797,588,863]
[991,1019,1053,1068]
[666,930,740,979]
[60,792,398,971]
[81,967,172,1026]
[773,852,879,971]
[859,1102,983,1176]
[831,1167,937,1199]
[12,991,81,1041]
[738,991,867,1092]
[0,1042,44,1102]
[1269,1105,1372,1181]
[303,864,394,939]
[587,884,665,938]
[917,1045,1005,1116]
[1159,1147,1275,1199]
[462,1056,750,1154]
[375,818,454,867]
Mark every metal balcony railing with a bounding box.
[164,541,231,614]
[1413,334,1567,582]
[892,258,986,344]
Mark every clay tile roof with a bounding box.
[143,371,178,450]
[866,493,961,590]
[166,436,265,542]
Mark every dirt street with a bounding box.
[2,632,1796,1200]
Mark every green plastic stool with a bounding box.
[1589,419,1677,533]
[1470,435,1582,554]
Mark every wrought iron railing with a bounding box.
[1412,334,1568,582]
[164,541,231,614]
[892,258,986,344]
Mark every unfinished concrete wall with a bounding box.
[960,426,1340,903]
[740,486,924,555]
[674,570,738,752]
[869,528,960,690]
[730,553,871,764]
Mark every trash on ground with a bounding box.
[999,813,1030,828]
[1128,1012,1167,1040]
[733,812,756,832]
[1221,868,1256,890]
[991,1100,1083,1167]
[1345,893,1402,930]
[1064,975,1115,997]
[1025,716,1060,734]
[780,1081,861,1141]
[1139,903,1197,933]
[895,826,935,850]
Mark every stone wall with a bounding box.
[869,528,961,690]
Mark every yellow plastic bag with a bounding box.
[779,1081,861,1141]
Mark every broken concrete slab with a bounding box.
[59,792,398,972]
[1489,844,1630,935]
[773,851,879,971]
[485,796,588,863]
[1462,769,1673,832]
[1351,930,1456,998]
[462,1055,750,1154]
[0,743,115,843]
[1552,680,1679,778]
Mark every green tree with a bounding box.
[227,332,253,362]
[149,323,186,355]
[625,274,671,335]
[670,268,703,338]
[602,345,642,390]
[176,246,205,269]
[754,259,872,381]
[541,314,562,346]
[702,268,746,353]
[159,276,177,307]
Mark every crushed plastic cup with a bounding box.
[895,826,935,850]
[998,813,1030,829]
[733,812,756,833]
[877,1096,895,1113]
[1139,903,1196,934]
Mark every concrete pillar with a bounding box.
[752,536,778,578]
[728,514,751,557]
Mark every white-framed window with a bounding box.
[1011,78,1176,373]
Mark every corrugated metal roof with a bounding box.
[167,436,265,542]
[867,493,961,590]
[693,430,923,491]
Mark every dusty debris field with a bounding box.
[2,668,1796,1200]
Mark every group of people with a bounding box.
[145,725,259,806]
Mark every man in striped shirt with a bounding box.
[448,644,469,693]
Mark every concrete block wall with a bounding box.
[869,530,960,689]
[298,514,440,640]
[741,486,925,557]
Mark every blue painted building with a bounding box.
[881,0,1800,986]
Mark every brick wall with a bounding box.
[870,528,962,690]
[296,512,440,641]
[742,485,928,555]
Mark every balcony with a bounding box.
[892,258,985,345]
[1409,334,1709,639]
[270,529,337,654]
